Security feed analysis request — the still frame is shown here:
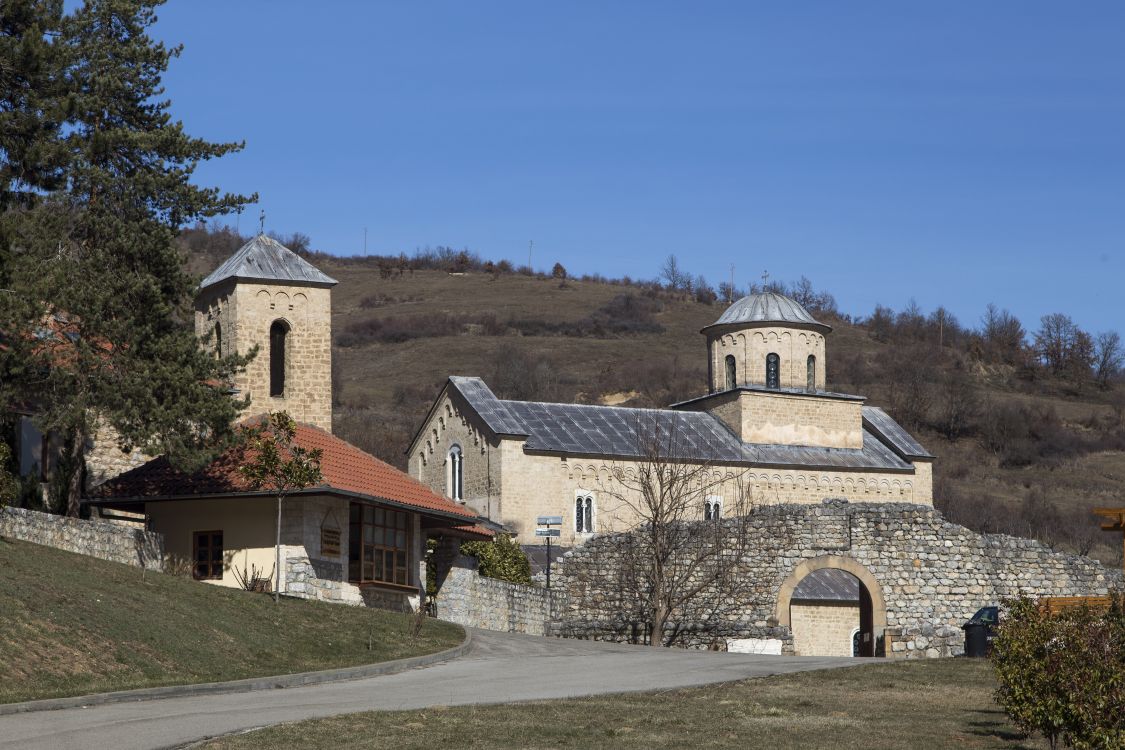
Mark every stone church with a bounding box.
[410,291,935,546]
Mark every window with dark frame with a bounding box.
[704,497,722,521]
[348,503,412,586]
[766,352,780,389]
[807,354,816,391]
[193,530,223,580]
[448,444,463,501]
[269,320,288,396]
[575,493,595,533]
[214,321,222,359]
[725,354,737,390]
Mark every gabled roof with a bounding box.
[862,406,934,460]
[92,421,476,521]
[442,376,919,472]
[199,234,338,291]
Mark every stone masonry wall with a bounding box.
[0,505,164,570]
[791,601,859,657]
[433,555,558,635]
[710,326,826,391]
[284,553,364,606]
[550,501,1123,658]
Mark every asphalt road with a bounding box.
[0,630,857,750]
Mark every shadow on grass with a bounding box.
[964,709,1039,748]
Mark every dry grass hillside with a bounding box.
[184,228,1125,567]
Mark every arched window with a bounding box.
[447,445,463,502]
[214,322,222,359]
[575,491,595,534]
[724,355,737,390]
[269,320,289,397]
[807,354,816,391]
[704,496,722,521]
[766,353,780,389]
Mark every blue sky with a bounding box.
[152,2,1125,335]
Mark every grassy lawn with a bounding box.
[0,538,463,704]
[204,658,1044,750]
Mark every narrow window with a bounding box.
[193,530,223,580]
[724,354,737,390]
[576,493,595,534]
[214,322,222,358]
[704,496,723,521]
[448,445,463,502]
[807,354,816,391]
[347,503,413,586]
[766,353,780,389]
[269,320,288,396]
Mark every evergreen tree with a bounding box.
[0,0,257,514]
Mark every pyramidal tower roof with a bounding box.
[199,234,337,291]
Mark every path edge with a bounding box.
[0,626,472,716]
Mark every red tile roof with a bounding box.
[93,421,476,521]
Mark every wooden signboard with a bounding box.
[321,527,341,556]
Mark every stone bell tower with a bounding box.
[194,234,338,432]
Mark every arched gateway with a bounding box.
[775,555,887,657]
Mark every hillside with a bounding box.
[0,539,463,704]
[183,229,1125,567]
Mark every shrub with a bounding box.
[992,595,1125,750]
[460,535,532,585]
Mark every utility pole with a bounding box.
[528,240,533,271]
[729,264,735,303]
[364,227,368,256]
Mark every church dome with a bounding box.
[705,292,831,333]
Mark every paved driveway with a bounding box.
[0,630,857,750]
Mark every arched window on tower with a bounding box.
[766,353,780,389]
[724,355,737,390]
[448,444,463,502]
[807,354,816,391]
[214,322,222,359]
[269,320,289,397]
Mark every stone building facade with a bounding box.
[410,292,934,546]
[193,234,336,432]
[549,501,1123,658]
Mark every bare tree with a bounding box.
[659,255,689,291]
[981,304,1026,364]
[596,414,760,647]
[1093,331,1123,389]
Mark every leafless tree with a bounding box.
[595,414,762,647]
[659,254,689,291]
[1093,331,1123,389]
[980,304,1026,364]
[933,368,980,439]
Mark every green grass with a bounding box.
[203,658,1044,750]
[0,538,463,704]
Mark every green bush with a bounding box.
[992,595,1125,750]
[460,535,532,585]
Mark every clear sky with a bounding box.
[151,1,1125,335]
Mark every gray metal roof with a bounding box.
[862,406,934,459]
[792,568,861,602]
[199,234,338,291]
[706,292,830,332]
[448,376,528,436]
[670,384,865,409]
[447,377,917,471]
[504,400,749,462]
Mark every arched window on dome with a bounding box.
[807,354,816,391]
[724,355,737,390]
[269,320,289,396]
[766,353,780,389]
[447,444,463,502]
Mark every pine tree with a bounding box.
[0,0,257,514]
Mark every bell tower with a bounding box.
[194,234,338,431]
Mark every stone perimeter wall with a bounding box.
[0,505,164,570]
[433,555,558,635]
[550,501,1123,658]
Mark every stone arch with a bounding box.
[774,555,888,652]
